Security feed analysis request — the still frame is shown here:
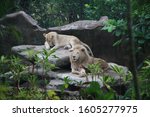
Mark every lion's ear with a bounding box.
[81,48,85,52]
[43,33,46,38]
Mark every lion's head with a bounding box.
[70,45,90,63]
[43,32,58,49]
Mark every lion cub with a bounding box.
[70,45,109,77]
[43,31,93,56]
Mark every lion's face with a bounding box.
[43,32,57,49]
[71,49,80,62]
[70,45,87,62]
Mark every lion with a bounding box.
[43,31,93,56]
[69,45,109,77]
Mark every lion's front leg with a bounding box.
[71,67,86,77]
[71,63,79,75]
[44,41,50,49]
[79,68,86,77]
[71,69,80,75]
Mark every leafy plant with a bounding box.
[13,89,44,100]
[80,81,115,100]
[80,63,116,100]
[33,48,57,98]
[139,59,150,99]
[102,19,127,46]
[0,56,10,84]
[27,75,39,90]
[101,5,149,56]
[84,0,127,20]
[26,49,40,73]
[10,56,26,93]
[60,76,71,93]
[0,84,11,100]
[87,63,102,81]
[47,90,60,100]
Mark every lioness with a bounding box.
[43,31,93,56]
[70,45,109,77]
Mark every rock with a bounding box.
[0,11,44,31]
[0,11,46,44]
[30,63,130,89]
[10,44,131,96]
[99,16,108,22]
[11,45,130,88]
[0,11,46,55]
[48,16,108,31]
[28,67,104,87]
[11,45,71,68]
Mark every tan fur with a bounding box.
[43,32,93,56]
[70,45,109,77]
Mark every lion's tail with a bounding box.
[81,42,94,56]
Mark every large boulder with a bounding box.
[11,45,70,68]
[0,11,46,55]
[0,11,46,44]
[11,45,130,91]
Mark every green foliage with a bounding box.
[47,90,60,100]
[80,63,116,100]
[103,75,115,85]
[10,56,26,93]
[87,63,102,81]
[0,56,10,84]
[102,19,127,46]
[0,0,16,17]
[139,59,150,99]
[103,19,127,36]
[0,52,60,100]
[1,0,127,27]
[0,25,23,43]
[0,56,9,74]
[84,0,127,20]
[101,1,150,56]
[60,76,71,93]
[27,75,38,90]
[0,84,11,99]
[110,64,132,83]
[0,25,23,55]
[88,63,102,75]
[20,0,87,27]
[39,48,57,72]
[13,89,43,100]
[133,13,150,53]
[80,81,115,100]
[80,63,134,100]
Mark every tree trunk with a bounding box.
[127,0,140,99]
